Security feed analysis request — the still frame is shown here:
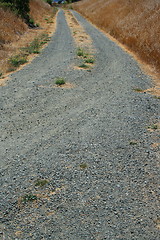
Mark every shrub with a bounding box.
[22,34,50,55]
[77,48,85,57]
[9,54,27,67]
[79,63,89,69]
[85,58,95,64]
[148,124,158,130]
[22,194,37,203]
[35,179,49,187]
[55,77,66,85]
[29,18,35,25]
[79,163,88,169]
[27,38,40,53]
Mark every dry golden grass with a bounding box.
[64,10,93,51]
[74,0,160,80]
[0,0,57,79]
[0,8,27,45]
[30,0,52,28]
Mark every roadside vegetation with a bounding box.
[0,0,57,78]
[74,0,160,78]
[64,10,95,70]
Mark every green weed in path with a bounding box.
[133,88,143,92]
[22,194,37,203]
[129,141,138,145]
[148,124,158,130]
[35,179,49,187]
[55,77,66,85]
[79,163,88,169]
[79,63,89,69]
[77,48,87,57]
[85,58,95,64]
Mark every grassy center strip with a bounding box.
[64,10,95,69]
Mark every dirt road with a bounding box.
[0,10,159,239]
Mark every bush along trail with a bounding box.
[0,9,159,239]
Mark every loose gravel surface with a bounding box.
[0,10,160,240]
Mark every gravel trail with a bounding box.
[0,10,159,239]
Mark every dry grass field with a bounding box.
[0,0,56,77]
[74,0,160,79]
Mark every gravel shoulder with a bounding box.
[0,9,159,240]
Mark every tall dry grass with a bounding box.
[30,0,52,27]
[74,0,160,76]
[0,8,27,46]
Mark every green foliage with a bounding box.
[154,96,160,100]
[79,63,89,69]
[77,48,85,57]
[21,34,50,55]
[35,179,49,187]
[29,18,35,25]
[79,163,88,169]
[85,58,95,64]
[27,38,40,54]
[0,1,13,9]
[133,88,143,92]
[9,54,27,67]
[55,77,66,85]
[129,141,138,145]
[1,0,30,22]
[22,194,37,203]
[148,124,158,130]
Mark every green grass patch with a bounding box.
[22,194,37,203]
[55,77,66,85]
[8,55,27,68]
[22,38,41,54]
[79,163,88,169]
[129,141,138,145]
[29,18,35,25]
[77,48,86,57]
[154,96,160,100]
[8,67,16,72]
[133,88,143,92]
[21,34,50,55]
[85,58,95,64]
[79,64,89,69]
[148,124,158,130]
[35,179,49,187]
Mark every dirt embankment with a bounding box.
[0,0,57,78]
[73,0,160,83]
